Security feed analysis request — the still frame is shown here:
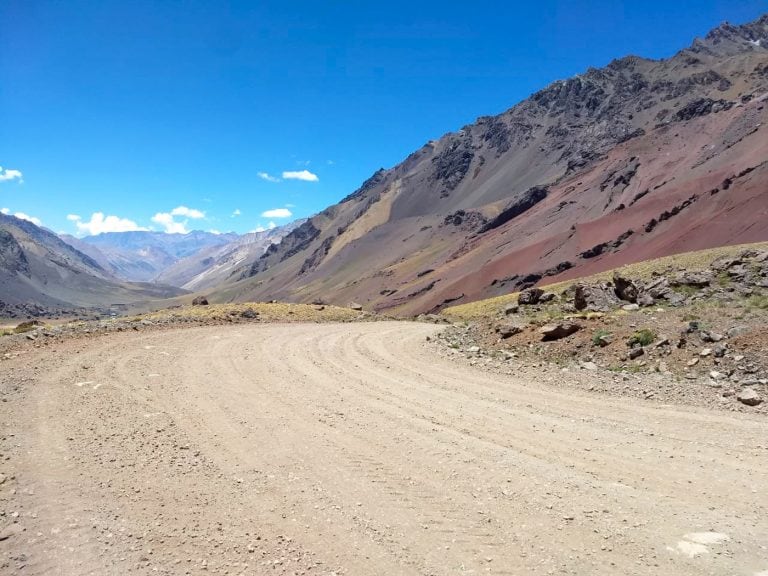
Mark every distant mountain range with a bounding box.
[0,213,184,317]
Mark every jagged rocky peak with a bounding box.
[690,15,768,55]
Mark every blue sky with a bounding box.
[1,1,766,236]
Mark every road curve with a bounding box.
[1,321,767,575]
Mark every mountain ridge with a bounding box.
[207,14,768,314]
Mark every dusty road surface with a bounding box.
[1,322,767,575]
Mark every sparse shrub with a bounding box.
[592,329,612,346]
[747,294,768,310]
[628,328,656,347]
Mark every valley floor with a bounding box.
[1,322,767,575]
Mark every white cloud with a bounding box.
[261,208,292,218]
[0,167,23,183]
[151,205,205,234]
[1,207,9,215]
[252,221,277,233]
[231,208,241,217]
[170,205,205,219]
[71,212,148,235]
[14,212,42,226]
[151,212,188,234]
[208,229,221,235]
[282,169,319,182]
[258,171,281,183]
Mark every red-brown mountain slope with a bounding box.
[210,15,768,315]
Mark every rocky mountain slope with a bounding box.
[0,214,184,317]
[64,230,239,283]
[209,15,768,315]
[153,221,305,290]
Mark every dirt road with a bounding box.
[1,322,767,575]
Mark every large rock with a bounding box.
[736,388,762,407]
[573,283,619,312]
[670,271,712,288]
[495,322,525,339]
[349,302,364,311]
[518,288,544,305]
[539,322,581,341]
[192,296,209,306]
[613,272,638,302]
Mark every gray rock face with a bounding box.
[518,288,544,305]
[573,283,619,312]
[671,271,713,288]
[539,322,581,341]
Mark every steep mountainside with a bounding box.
[154,221,304,290]
[0,214,184,317]
[71,230,239,282]
[210,15,768,315]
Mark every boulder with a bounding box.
[503,303,519,315]
[349,302,364,311]
[637,293,655,307]
[736,388,762,407]
[613,272,639,302]
[573,283,619,312]
[240,308,259,319]
[539,322,581,341]
[539,292,556,303]
[670,271,712,288]
[192,296,209,306]
[495,323,525,339]
[518,288,544,305]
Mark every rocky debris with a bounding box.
[349,302,364,311]
[518,288,544,305]
[540,322,581,341]
[240,308,259,319]
[736,388,762,406]
[192,296,209,306]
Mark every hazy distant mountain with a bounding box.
[64,230,239,282]
[0,214,184,317]
[155,221,305,291]
[208,15,768,314]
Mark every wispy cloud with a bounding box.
[170,205,205,219]
[0,167,23,183]
[261,208,292,218]
[151,205,205,234]
[258,171,281,183]
[14,211,42,226]
[282,169,319,182]
[70,212,148,235]
[231,208,241,217]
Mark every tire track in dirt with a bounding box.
[2,322,767,575]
